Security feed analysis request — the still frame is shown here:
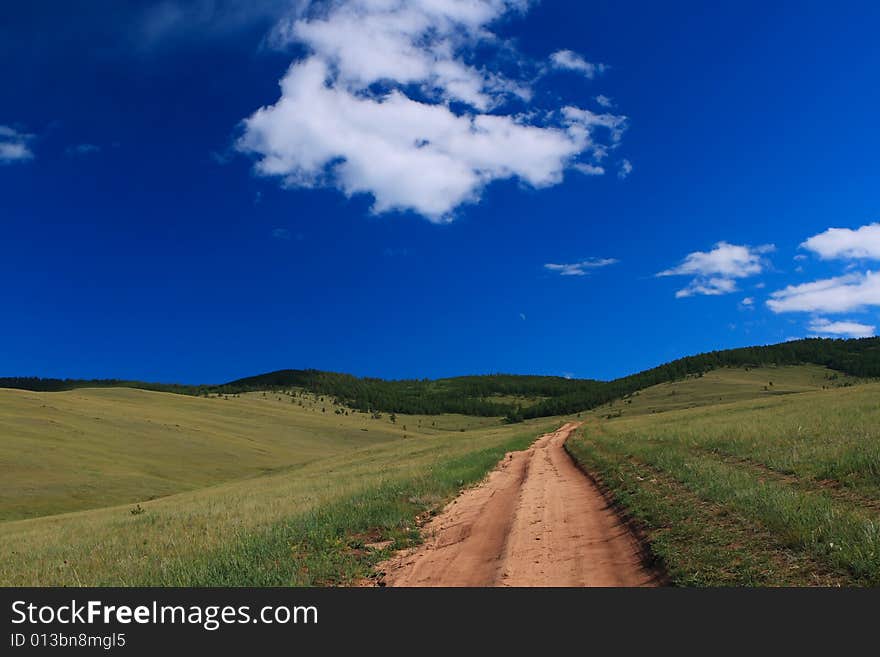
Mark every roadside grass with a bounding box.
[0,386,504,521]
[0,417,555,586]
[567,381,880,586]
[566,440,843,586]
[142,440,539,586]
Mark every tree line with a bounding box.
[3,337,878,421]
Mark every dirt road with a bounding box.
[375,422,657,587]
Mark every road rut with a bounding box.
[376,422,657,586]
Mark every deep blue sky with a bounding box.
[2,1,878,383]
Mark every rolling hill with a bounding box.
[3,338,880,586]
[3,337,880,420]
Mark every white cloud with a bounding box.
[237,1,625,221]
[595,94,613,108]
[618,158,632,179]
[544,258,618,276]
[0,125,34,164]
[808,318,876,339]
[271,227,291,239]
[801,223,880,261]
[550,49,606,79]
[573,163,604,176]
[767,271,880,314]
[658,241,774,298]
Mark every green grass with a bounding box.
[5,363,879,587]
[595,364,864,419]
[567,373,880,586]
[0,386,504,521]
[0,389,558,585]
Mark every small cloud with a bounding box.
[808,318,876,339]
[595,95,614,108]
[793,254,808,261]
[519,313,526,321]
[544,258,618,276]
[66,143,100,156]
[754,282,766,289]
[658,241,774,298]
[550,50,606,79]
[254,191,263,205]
[573,163,605,176]
[739,297,755,311]
[0,125,34,164]
[617,159,633,179]
[271,228,291,240]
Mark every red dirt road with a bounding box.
[375,422,656,587]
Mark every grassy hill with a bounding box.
[3,339,880,586]
[567,373,880,586]
[0,410,560,586]
[0,386,500,522]
[593,364,866,418]
[4,337,880,421]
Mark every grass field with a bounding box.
[0,386,504,522]
[567,367,880,586]
[594,364,865,418]
[0,385,560,585]
[4,363,879,587]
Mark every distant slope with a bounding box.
[2,337,879,420]
[593,364,863,419]
[0,388,407,521]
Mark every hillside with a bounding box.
[0,411,560,586]
[568,378,880,586]
[0,387,495,522]
[3,337,879,421]
[3,362,880,586]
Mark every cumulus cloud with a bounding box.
[237,0,626,221]
[618,158,632,179]
[801,223,880,261]
[595,94,613,108]
[549,49,606,78]
[0,125,34,164]
[808,318,876,339]
[658,241,774,298]
[767,271,880,314]
[544,258,618,276]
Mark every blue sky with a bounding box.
[2,0,879,384]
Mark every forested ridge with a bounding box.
[4,337,879,421]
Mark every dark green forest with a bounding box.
[4,337,879,421]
